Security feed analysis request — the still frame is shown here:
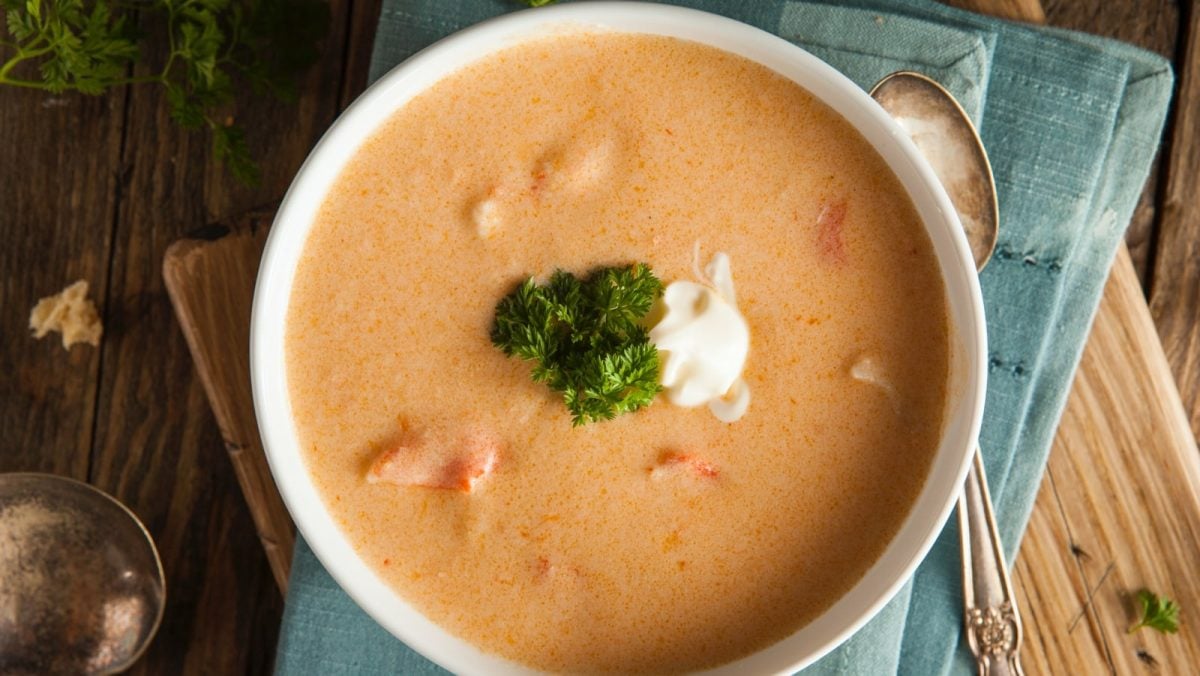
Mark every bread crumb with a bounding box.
[29,280,103,349]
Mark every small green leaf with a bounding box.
[231,0,327,98]
[1,0,329,184]
[492,264,664,425]
[39,56,68,91]
[1129,589,1180,635]
[165,84,205,128]
[178,20,198,53]
[211,121,260,186]
[6,10,29,40]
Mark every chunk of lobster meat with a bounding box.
[367,428,500,492]
[816,199,848,264]
[649,451,719,481]
[849,354,900,412]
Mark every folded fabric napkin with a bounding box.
[275,0,1172,673]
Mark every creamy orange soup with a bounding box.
[287,33,949,673]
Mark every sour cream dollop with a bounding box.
[649,251,751,423]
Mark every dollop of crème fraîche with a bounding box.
[649,250,751,423]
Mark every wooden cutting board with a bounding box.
[162,213,292,593]
[163,213,1200,673]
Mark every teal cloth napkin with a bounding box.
[275,1,1172,673]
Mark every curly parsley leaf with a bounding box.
[492,264,664,426]
[212,121,259,185]
[0,0,329,184]
[1129,589,1180,635]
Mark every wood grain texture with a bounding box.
[163,217,293,592]
[945,0,1044,23]
[80,3,357,673]
[0,83,126,478]
[340,0,385,109]
[1015,248,1200,674]
[1042,0,1181,284]
[1150,1,1200,440]
[1043,0,1179,54]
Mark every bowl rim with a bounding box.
[250,2,988,674]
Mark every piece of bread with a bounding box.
[29,280,103,349]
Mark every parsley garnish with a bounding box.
[491,264,664,426]
[1129,589,1180,635]
[0,0,328,184]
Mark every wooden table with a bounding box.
[1,0,1196,673]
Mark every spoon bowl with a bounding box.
[0,473,165,675]
[871,71,999,271]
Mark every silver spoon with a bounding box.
[871,72,1023,676]
[0,473,165,674]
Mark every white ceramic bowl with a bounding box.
[251,3,987,673]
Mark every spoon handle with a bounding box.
[959,447,1024,676]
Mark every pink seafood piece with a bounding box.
[649,451,719,481]
[816,199,849,264]
[367,428,500,492]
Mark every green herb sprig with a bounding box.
[0,0,329,184]
[491,264,664,426]
[1129,589,1180,635]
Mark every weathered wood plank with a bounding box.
[1023,248,1200,673]
[1042,0,1180,284]
[1012,471,1108,675]
[945,0,1044,23]
[340,0,384,108]
[84,2,357,672]
[0,83,126,478]
[1043,0,1178,54]
[1150,1,1200,440]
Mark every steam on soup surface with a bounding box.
[286,32,949,674]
